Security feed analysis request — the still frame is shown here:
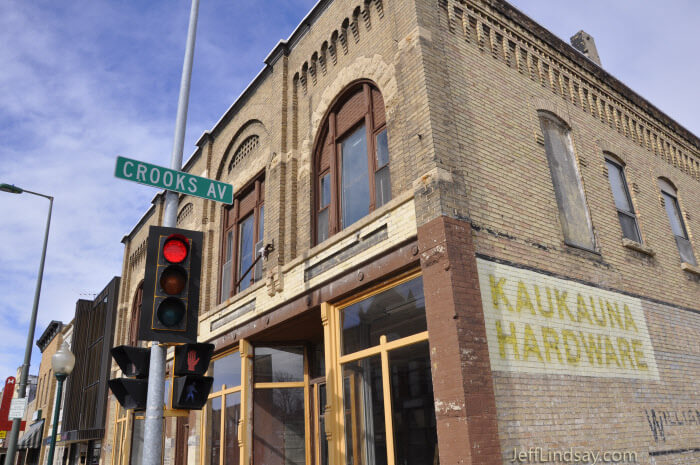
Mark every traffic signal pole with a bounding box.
[142,0,199,464]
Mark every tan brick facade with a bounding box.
[105,0,699,464]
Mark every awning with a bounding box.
[17,420,44,450]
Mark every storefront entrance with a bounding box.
[203,271,438,465]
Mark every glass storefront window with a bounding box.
[342,276,427,354]
[253,346,304,383]
[343,356,386,465]
[335,274,438,465]
[225,393,241,465]
[212,351,242,391]
[206,397,222,465]
[389,342,437,465]
[253,387,306,465]
[205,348,244,465]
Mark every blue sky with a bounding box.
[0,0,698,380]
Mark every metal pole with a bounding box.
[45,374,66,465]
[163,0,200,227]
[4,194,53,465]
[143,1,199,464]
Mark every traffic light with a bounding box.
[170,343,214,410]
[108,345,150,410]
[138,226,203,343]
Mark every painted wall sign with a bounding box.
[477,259,660,380]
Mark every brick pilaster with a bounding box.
[418,215,502,465]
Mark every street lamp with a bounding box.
[46,343,75,465]
[0,183,54,465]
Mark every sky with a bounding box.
[0,0,698,382]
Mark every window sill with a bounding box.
[621,238,655,256]
[563,240,600,256]
[681,262,700,276]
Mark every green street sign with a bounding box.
[115,156,233,204]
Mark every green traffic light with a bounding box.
[157,298,186,327]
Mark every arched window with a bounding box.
[538,111,595,250]
[314,81,390,244]
[128,281,143,346]
[657,178,696,265]
[220,175,265,301]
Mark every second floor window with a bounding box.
[315,81,391,244]
[605,157,641,243]
[220,176,264,301]
[658,178,696,265]
[538,111,595,251]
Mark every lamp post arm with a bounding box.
[3,194,53,465]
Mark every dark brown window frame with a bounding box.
[313,80,390,245]
[219,174,265,302]
[128,281,143,347]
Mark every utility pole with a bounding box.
[141,1,200,464]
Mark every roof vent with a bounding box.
[570,30,601,66]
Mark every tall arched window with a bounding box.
[538,111,595,250]
[658,178,696,265]
[314,81,391,244]
[128,281,143,346]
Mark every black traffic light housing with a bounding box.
[170,343,215,410]
[110,345,150,378]
[108,379,148,410]
[108,345,151,410]
[138,226,203,343]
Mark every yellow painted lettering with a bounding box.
[617,337,635,369]
[541,327,563,363]
[606,300,623,329]
[576,294,594,325]
[535,285,553,317]
[555,289,577,322]
[603,335,621,368]
[516,281,537,315]
[623,304,638,333]
[579,332,603,366]
[496,320,519,360]
[562,330,580,365]
[589,297,607,326]
[631,340,649,371]
[522,324,543,361]
[490,275,514,312]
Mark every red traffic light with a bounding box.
[163,234,189,263]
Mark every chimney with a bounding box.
[570,30,601,66]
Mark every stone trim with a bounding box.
[622,238,655,256]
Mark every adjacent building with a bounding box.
[58,278,120,465]
[106,0,699,464]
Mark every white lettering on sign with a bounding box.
[162,171,173,188]
[176,173,186,191]
[217,184,227,199]
[136,164,147,182]
[149,167,160,184]
[477,259,659,380]
[188,177,197,193]
[122,160,134,178]
[206,182,216,197]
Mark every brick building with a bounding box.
[105,0,699,464]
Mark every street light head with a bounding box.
[0,183,23,194]
[52,342,75,376]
